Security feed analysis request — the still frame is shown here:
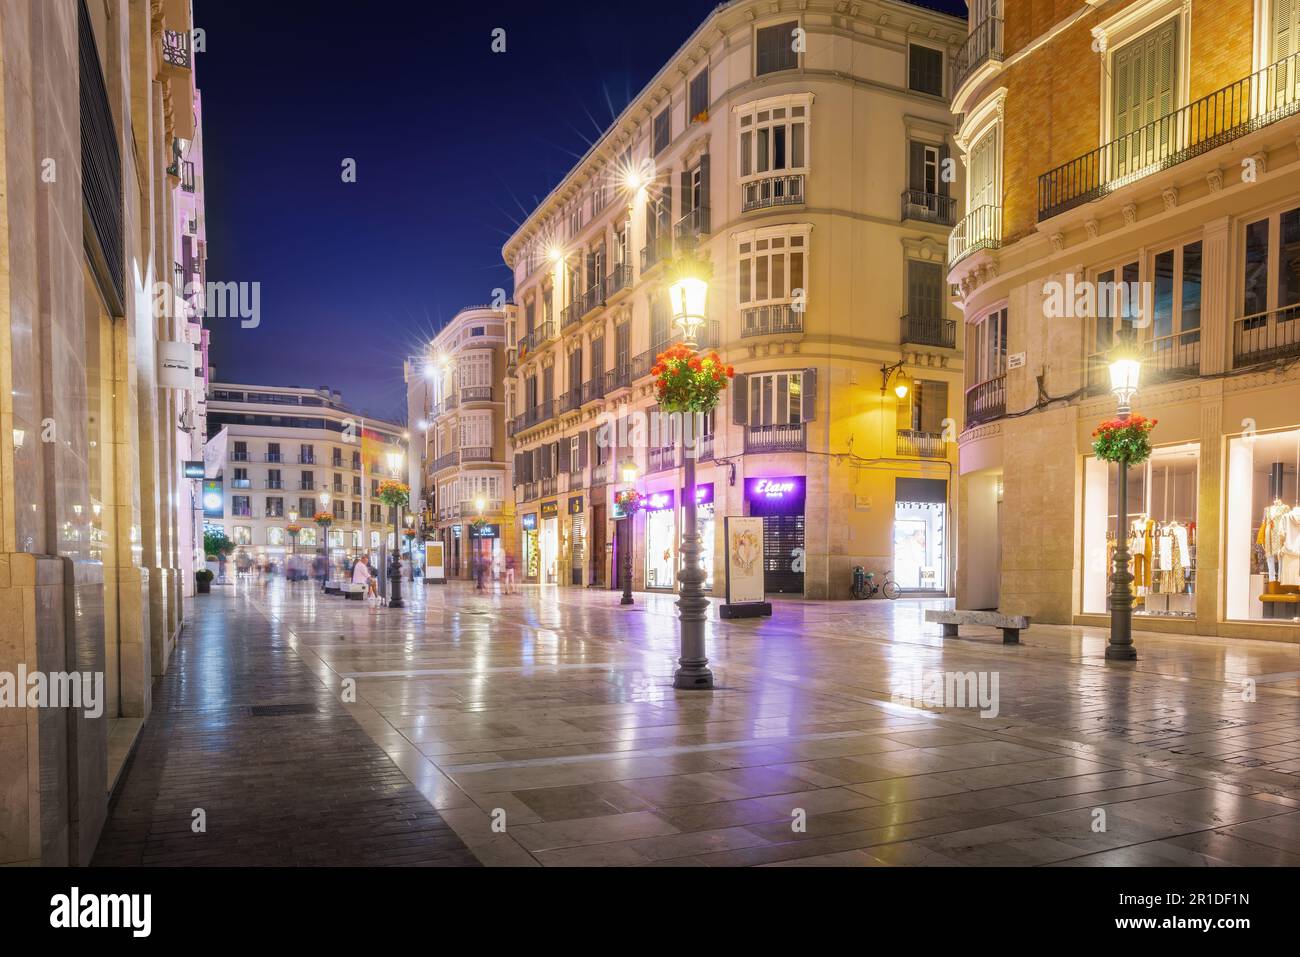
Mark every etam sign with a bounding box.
[744,476,806,515]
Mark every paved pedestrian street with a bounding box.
[94,579,1300,867]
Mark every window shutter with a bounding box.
[1276,0,1298,59]
[909,141,925,193]
[939,143,950,197]
[579,431,589,469]
[1153,22,1178,145]
[558,440,570,473]
[801,368,818,421]
[681,169,691,214]
[920,380,948,434]
[699,153,711,212]
[732,372,749,425]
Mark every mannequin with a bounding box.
[1283,505,1300,586]
[1259,498,1291,581]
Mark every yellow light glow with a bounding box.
[895,380,910,400]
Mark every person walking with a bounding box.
[366,557,380,603]
[504,552,517,595]
[351,554,371,601]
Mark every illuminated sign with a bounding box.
[744,475,805,516]
[643,490,675,512]
[521,513,538,531]
[202,479,224,518]
[540,501,559,518]
[183,460,204,479]
[568,496,584,515]
[681,483,714,507]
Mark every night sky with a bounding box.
[196,0,967,422]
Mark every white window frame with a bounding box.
[959,91,1004,217]
[734,93,813,183]
[735,223,811,307]
[748,371,805,427]
[459,412,492,450]
[968,304,1008,389]
[1093,0,1192,145]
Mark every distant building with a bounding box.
[405,305,514,580]
[205,384,405,574]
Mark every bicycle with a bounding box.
[850,566,901,600]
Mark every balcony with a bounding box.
[160,28,191,75]
[631,347,661,381]
[949,205,1002,268]
[674,206,710,244]
[900,190,957,227]
[965,375,1006,427]
[266,479,284,490]
[604,365,632,393]
[542,477,559,496]
[590,462,610,487]
[582,376,607,404]
[605,263,632,300]
[560,388,582,413]
[458,499,502,517]
[515,400,556,433]
[952,15,1004,96]
[431,450,459,473]
[901,314,957,349]
[230,478,252,490]
[745,423,806,454]
[1234,305,1300,367]
[1039,51,1300,222]
[230,451,250,462]
[561,299,582,330]
[1086,332,1203,394]
[266,452,283,463]
[640,234,672,274]
[648,446,677,473]
[461,385,493,403]
[581,280,605,317]
[694,433,715,462]
[460,446,494,463]
[518,320,556,359]
[522,482,539,502]
[741,303,803,338]
[896,430,947,458]
[742,173,805,213]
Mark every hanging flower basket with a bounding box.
[469,517,488,536]
[652,344,733,414]
[376,479,410,509]
[313,512,333,527]
[614,488,643,514]
[1092,414,1157,465]
[286,523,302,535]
[402,528,418,539]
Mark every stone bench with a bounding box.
[925,609,1030,644]
[341,583,367,600]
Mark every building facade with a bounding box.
[205,384,405,576]
[0,0,204,864]
[503,0,966,599]
[406,305,514,580]
[951,0,1300,642]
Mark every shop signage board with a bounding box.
[744,476,806,515]
[202,479,223,518]
[643,490,675,511]
[521,513,538,531]
[680,483,714,505]
[722,516,770,617]
[183,460,204,479]
[423,541,445,583]
[568,496,584,515]
[540,501,559,518]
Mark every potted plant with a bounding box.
[1092,414,1157,465]
[651,343,733,414]
[195,568,214,594]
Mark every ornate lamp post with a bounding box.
[618,459,639,605]
[317,491,331,590]
[287,507,299,553]
[385,450,406,609]
[1104,343,1142,661]
[666,256,721,691]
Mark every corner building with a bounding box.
[504,0,967,599]
[950,0,1300,641]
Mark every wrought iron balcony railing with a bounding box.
[430,451,459,472]
[581,280,604,317]
[949,205,1002,267]
[965,375,1006,426]
[952,15,1004,94]
[640,234,672,273]
[561,299,582,329]
[674,206,711,243]
[1039,50,1300,221]
[560,389,582,413]
[604,365,632,392]
[605,263,632,298]
[161,28,192,72]
[741,304,802,338]
[742,173,804,212]
[896,430,947,458]
[745,423,806,453]
[900,189,957,226]
[582,376,607,404]
[901,314,957,349]
[461,385,493,403]
[459,447,494,463]
[1234,305,1300,367]
[590,462,609,487]
[648,446,677,473]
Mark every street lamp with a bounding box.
[668,258,714,690]
[288,507,299,574]
[386,449,406,608]
[619,457,639,606]
[1106,341,1142,661]
[472,496,487,590]
[318,491,331,590]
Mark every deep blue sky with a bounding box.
[196,0,966,422]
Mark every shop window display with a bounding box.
[1083,443,1199,617]
[1226,428,1300,621]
